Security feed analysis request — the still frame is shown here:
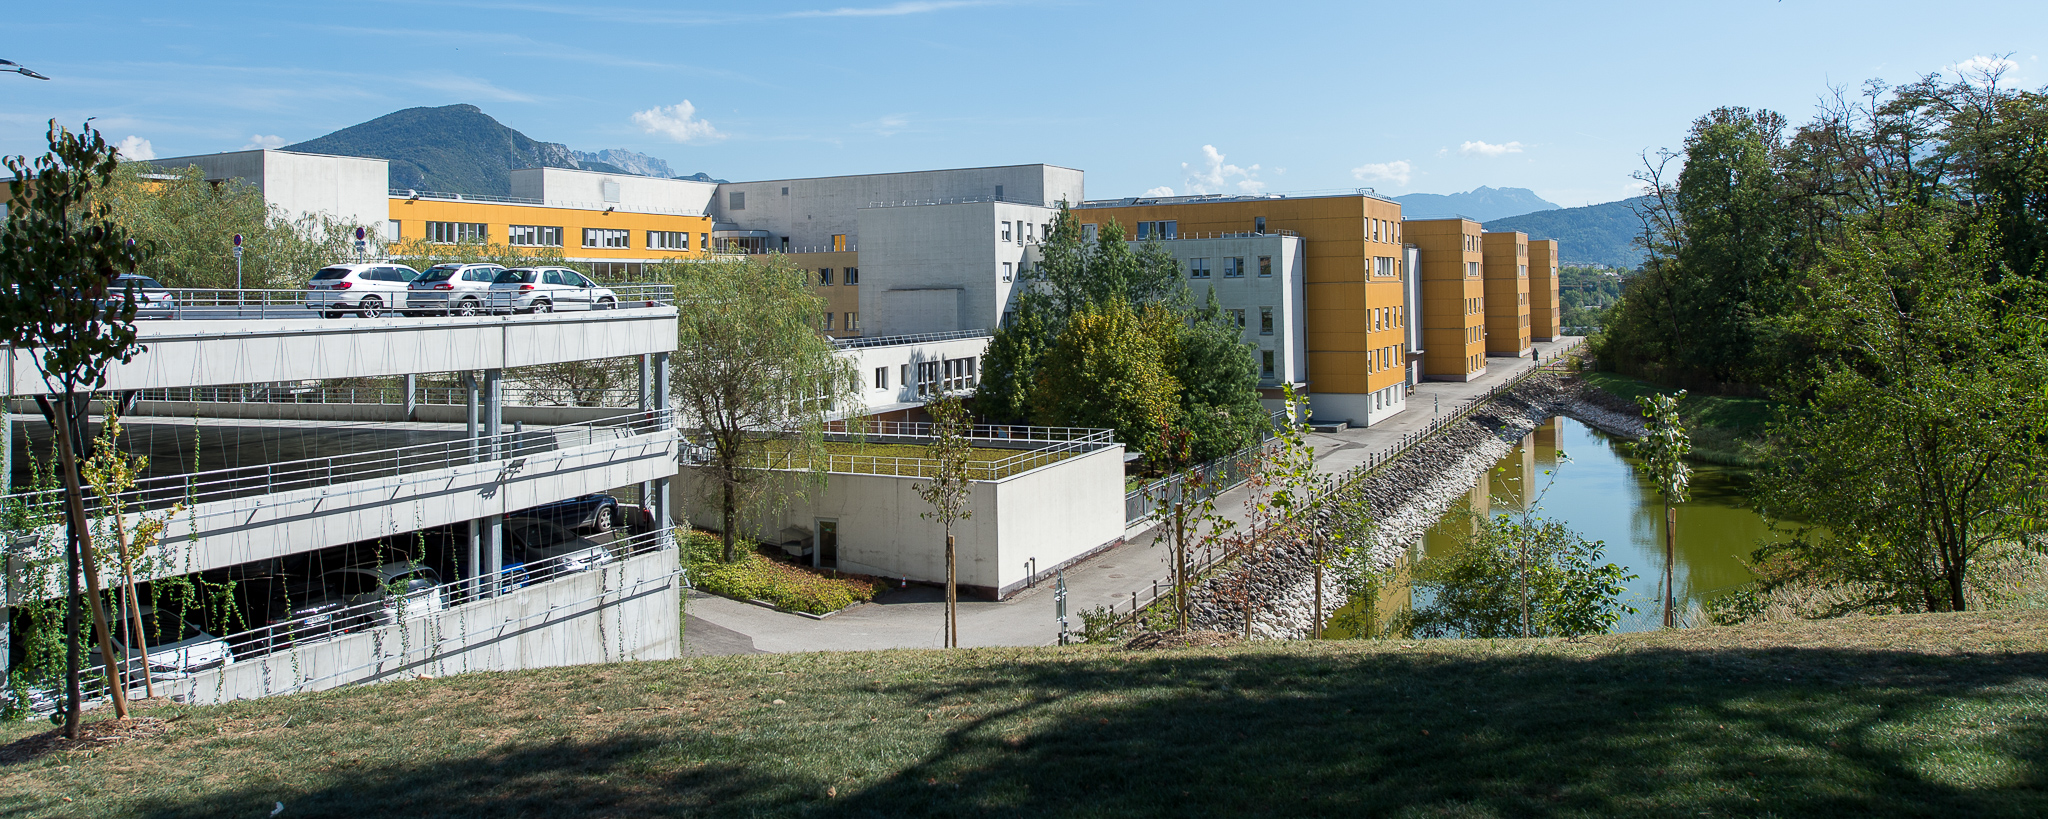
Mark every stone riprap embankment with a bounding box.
[1185,372,1645,639]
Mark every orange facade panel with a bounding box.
[1528,239,1562,340]
[1482,231,1531,356]
[388,198,713,263]
[1406,218,1488,381]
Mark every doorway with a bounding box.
[814,519,839,569]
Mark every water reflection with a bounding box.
[1328,417,1784,636]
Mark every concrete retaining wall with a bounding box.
[155,546,680,706]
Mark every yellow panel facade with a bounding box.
[1075,194,1408,396]
[1405,218,1487,381]
[1528,239,1562,340]
[786,250,862,338]
[1481,231,1532,356]
[388,198,712,270]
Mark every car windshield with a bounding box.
[495,269,538,284]
[311,267,353,281]
[417,266,460,283]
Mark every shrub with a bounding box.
[683,531,884,614]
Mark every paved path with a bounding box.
[682,339,1584,655]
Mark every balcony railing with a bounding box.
[102,284,677,320]
[689,427,1116,481]
[389,188,707,217]
[833,329,991,349]
[134,384,646,409]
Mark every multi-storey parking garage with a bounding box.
[2,290,682,708]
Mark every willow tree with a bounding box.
[661,255,860,563]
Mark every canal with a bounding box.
[1334,415,1784,636]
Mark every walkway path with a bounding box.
[683,338,1584,654]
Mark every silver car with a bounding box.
[321,563,445,627]
[488,267,618,313]
[306,263,419,318]
[405,263,507,316]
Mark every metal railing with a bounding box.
[700,427,1116,481]
[110,284,677,320]
[833,329,991,349]
[389,188,708,217]
[862,196,1058,209]
[833,420,1108,444]
[1123,410,1289,525]
[134,384,645,409]
[0,408,674,522]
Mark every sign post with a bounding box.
[232,233,244,309]
[354,227,367,262]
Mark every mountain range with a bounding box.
[285,104,724,196]
[1391,186,1560,222]
[1483,197,1648,269]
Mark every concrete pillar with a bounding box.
[403,373,417,422]
[464,372,481,587]
[638,353,654,510]
[483,369,505,595]
[651,352,673,549]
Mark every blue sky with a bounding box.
[2,1,2038,207]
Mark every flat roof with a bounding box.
[723,162,1083,186]
[1076,189,1400,208]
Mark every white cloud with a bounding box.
[114,136,155,160]
[1142,186,1175,197]
[859,114,910,136]
[1949,55,2019,84]
[243,134,286,150]
[1182,144,1264,195]
[785,1,996,17]
[1460,140,1524,157]
[633,100,725,144]
[1351,160,1412,187]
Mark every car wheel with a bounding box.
[594,505,615,532]
[596,297,616,310]
[531,300,553,314]
[455,298,481,317]
[358,296,384,318]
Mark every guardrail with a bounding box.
[1098,339,1589,630]
[107,284,677,320]
[831,420,1107,444]
[134,384,646,409]
[703,427,1117,481]
[0,408,674,522]
[32,526,676,717]
[1123,410,1290,525]
[833,329,991,349]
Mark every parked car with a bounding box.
[488,267,618,313]
[106,605,232,677]
[305,263,419,318]
[107,274,177,319]
[405,263,507,316]
[228,573,351,655]
[319,563,445,627]
[500,516,612,585]
[521,493,622,533]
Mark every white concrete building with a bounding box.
[510,167,716,216]
[710,164,1083,252]
[856,200,1057,337]
[145,149,390,228]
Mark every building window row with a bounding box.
[908,357,978,398]
[507,224,562,247]
[583,228,629,249]
[1190,258,1211,279]
[1371,218,1400,244]
[1136,220,1177,240]
[1223,257,1245,278]
[648,230,689,250]
[426,221,488,244]
[1373,256,1400,278]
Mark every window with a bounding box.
[1189,258,1211,279]
[995,184,1004,199]
[425,221,487,244]
[700,232,711,251]
[1262,350,1275,378]
[1520,264,1528,277]
[1224,257,1244,278]
[728,191,745,210]
[874,366,889,390]
[508,225,563,247]
[1025,222,1035,241]
[1228,308,1246,329]
[1002,262,1013,282]
[1082,223,1099,242]
[1259,306,1273,335]
[822,312,834,331]
[782,186,790,195]
[1467,261,1480,277]
[818,267,834,286]
[832,233,847,251]
[582,228,629,249]
[1001,221,1012,241]
[1016,261,1030,279]
[1255,216,1266,233]
[385,221,401,241]
[1259,256,1272,277]
[1374,256,1398,277]
[844,267,859,285]
[846,312,859,331]
[646,230,687,250]
[1136,220,1177,240]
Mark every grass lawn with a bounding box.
[3,611,2045,817]
[1584,371,1779,465]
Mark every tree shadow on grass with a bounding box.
[109,646,2048,819]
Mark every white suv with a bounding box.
[406,263,507,316]
[488,267,618,312]
[305,263,420,318]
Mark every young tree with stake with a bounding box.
[1628,392,1691,628]
[0,122,154,736]
[914,397,974,648]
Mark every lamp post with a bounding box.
[232,233,243,308]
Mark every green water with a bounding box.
[1335,416,1784,635]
